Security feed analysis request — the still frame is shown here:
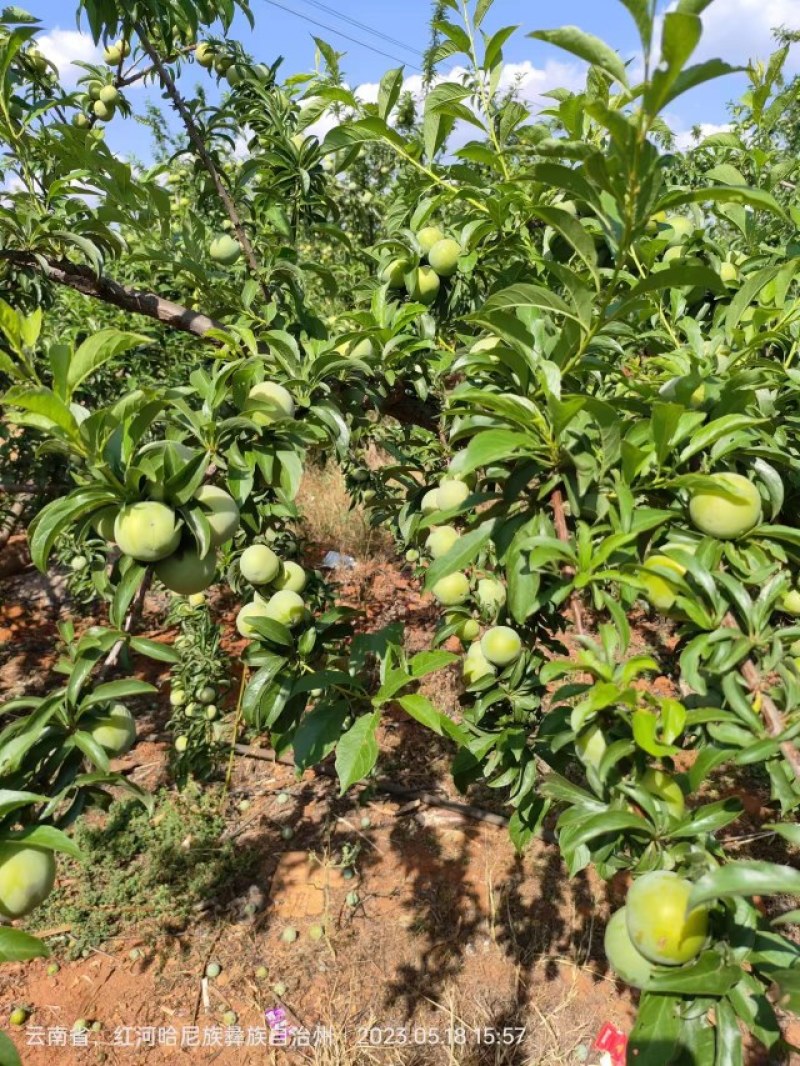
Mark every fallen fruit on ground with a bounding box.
[626,871,709,965]
[688,472,762,539]
[0,843,57,919]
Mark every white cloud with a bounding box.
[673,121,732,150]
[671,0,799,69]
[37,29,100,86]
[302,57,585,142]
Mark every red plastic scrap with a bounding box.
[593,1021,628,1066]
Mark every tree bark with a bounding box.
[2,252,225,339]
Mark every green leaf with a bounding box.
[529,26,628,87]
[109,561,147,629]
[335,711,380,793]
[0,927,49,963]
[397,694,467,744]
[0,1030,21,1066]
[79,679,155,709]
[714,999,742,1066]
[656,185,786,218]
[3,385,79,437]
[772,969,800,1014]
[648,952,741,996]
[9,824,83,860]
[424,521,494,589]
[689,862,800,911]
[0,789,46,819]
[559,809,652,848]
[67,330,150,395]
[475,282,579,322]
[617,0,651,53]
[627,993,683,1065]
[292,702,350,772]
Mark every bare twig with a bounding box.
[134,23,271,304]
[0,496,26,553]
[551,488,585,636]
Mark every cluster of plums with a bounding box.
[414,475,524,685]
[236,544,311,636]
[605,870,709,988]
[380,225,463,305]
[73,79,121,126]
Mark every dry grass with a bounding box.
[297,462,392,561]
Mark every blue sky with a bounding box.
[31,0,800,163]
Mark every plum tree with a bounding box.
[688,473,762,539]
[114,503,181,562]
[240,544,281,585]
[86,702,137,756]
[626,872,709,965]
[604,908,655,989]
[155,547,217,595]
[0,844,57,919]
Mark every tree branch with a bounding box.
[2,251,225,340]
[550,488,584,636]
[134,23,272,305]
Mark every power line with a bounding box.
[297,0,422,58]
[261,0,422,71]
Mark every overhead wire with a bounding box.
[261,0,423,70]
[296,0,422,58]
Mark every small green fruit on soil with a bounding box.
[604,908,655,989]
[436,479,469,511]
[272,981,287,996]
[417,226,444,255]
[272,561,307,593]
[432,572,470,606]
[281,927,298,943]
[156,547,217,595]
[206,962,221,978]
[688,473,762,540]
[308,924,324,941]
[406,266,440,305]
[9,1008,28,1026]
[426,525,460,559]
[87,702,137,756]
[640,768,685,819]
[195,485,240,546]
[246,381,296,425]
[346,891,360,907]
[255,965,269,979]
[114,502,181,562]
[481,626,522,667]
[641,555,686,612]
[427,238,461,276]
[0,844,57,919]
[46,962,60,976]
[575,723,607,770]
[626,871,709,965]
[223,1011,237,1026]
[209,234,241,265]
